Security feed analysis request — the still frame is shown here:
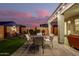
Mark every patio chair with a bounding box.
[44,36,53,49]
[32,36,44,54]
[33,36,43,46]
[24,34,32,44]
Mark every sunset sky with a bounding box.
[0,3,59,27]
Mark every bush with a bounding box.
[29,29,35,35]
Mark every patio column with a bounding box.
[57,14,65,44]
[48,22,52,36]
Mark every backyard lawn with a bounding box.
[0,37,26,56]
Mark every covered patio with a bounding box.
[12,36,79,56]
[48,3,79,51]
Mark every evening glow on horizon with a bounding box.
[0,3,59,27]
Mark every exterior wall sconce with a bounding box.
[68,21,71,24]
[11,26,17,32]
[68,30,71,35]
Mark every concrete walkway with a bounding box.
[11,36,79,56]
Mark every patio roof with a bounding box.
[0,21,16,26]
[40,24,48,27]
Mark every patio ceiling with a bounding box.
[64,4,79,19]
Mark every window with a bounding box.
[75,19,79,31]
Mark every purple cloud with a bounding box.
[15,12,32,18]
[0,9,49,27]
[36,9,49,17]
[0,9,32,18]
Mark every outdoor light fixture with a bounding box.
[62,6,65,9]
[11,26,17,32]
[68,21,71,24]
[57,11,60,14]
[68,30,71,35]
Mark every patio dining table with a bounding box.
[30,35,44,54]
